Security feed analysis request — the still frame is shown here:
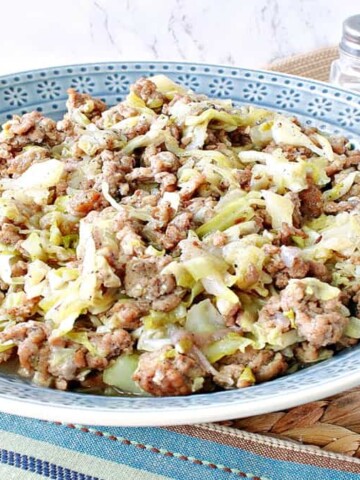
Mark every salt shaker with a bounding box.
[330,14,360,92]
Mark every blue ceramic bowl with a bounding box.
[0,62,359,426]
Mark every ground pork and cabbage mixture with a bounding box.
[0,74,359,396]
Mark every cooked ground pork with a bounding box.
[326,151,360,176]
[147,151,180,173]
[69,189,106,216]
[0,222,24,245]
[258,280,350,348]
[124,256,176,299]
[7,146,50,177]
[0,75,358,397]
[299,183,323,218]
[103,299,150,330]
[131,78,165,106]
[88,330,133,358]
[66,89,107,120]
[0,320,133,387]
[266,247,332,288]
[163,212,193,249]
[215,347,288,388]
[288,192,302,228]
[2,111,64,150]
[133,346,206,396]
[124,256,185,311]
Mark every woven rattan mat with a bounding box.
[227,47,360,458]
[267,46,339,82]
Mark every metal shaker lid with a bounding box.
[340,14,360,56]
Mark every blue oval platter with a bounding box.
[0,61,359,426]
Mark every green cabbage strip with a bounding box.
[186,299,225,334]
[345,317,360,339]
[202,333,253,363]
[196,192,263,238]
[103,354,145,394]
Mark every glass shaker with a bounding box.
[330,14,360,92]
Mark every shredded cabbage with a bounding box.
[202,333,253,363]
[239,366,256,384]
[262,190,294,229]
[222,243,270,294]
[24,260,50,298]
[0,160,64,205]
[272,115,334,161]
[0,341,15,353]
[103,354,144,394]
[136,327,173,352]
[78,127,124,156]
[0,254,19,285]
[345,317,360,339]
[240,146,330,193]
[151,74,187,98]
[122,115,169,154]
[196,191,263,237]
[289,277,340,301]
[180,249,239,314]
[303,213,360,260]
[186,299,225,334]
[250,120,273,147]
[66,332,98,356]
[142,305,186,330]
[252,323,301,350]
[323,172,358,201]
[241,149,309,193]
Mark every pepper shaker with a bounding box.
[330,14,360,92]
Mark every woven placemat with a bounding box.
[229,46,360,458]
[266,46,339,82]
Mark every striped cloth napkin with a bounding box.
[0,412,359,479]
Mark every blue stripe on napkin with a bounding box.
[0,412,358,480]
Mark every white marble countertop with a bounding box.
[0,0,358,75]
